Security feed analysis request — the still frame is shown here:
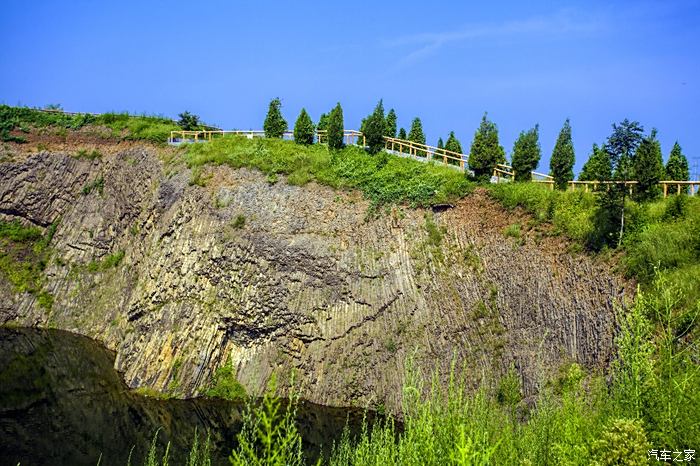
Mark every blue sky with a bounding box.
[1,0,699,176]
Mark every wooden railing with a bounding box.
[659,181,700,197]
[169,129,363,145]
[383,136,467,170]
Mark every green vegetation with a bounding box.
[0,105,179,144]
[510,124,541,181]
[550,118,575,189]
[231,215,246,230]
[444,131,462,166]
[327,103,345,150]
[407,117,426,156]
[632,129,664,201]
[82,176,105,195]
[384,108,397,138]
[205,361,247,401]
[177,111,201,131]
[579,143,611,182]
[362,100,386,154]
[0,219,56,311]
[665,142,690,193]
[184,136,473,209]
[73,148,102,160]
[468,112,506,180]
[397,127,407,140]
[87,251,125,272]
[263,98,288,138]
[292,108,314,145]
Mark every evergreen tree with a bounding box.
[595,119,644,248]
[511,125,541,181]
[177,111,200,131]
[317,113,329,131]
[385,109,397,138]
[327,103,344,150]
[398,127,407,140]
[550,118,575,189]
[263,98,287,138]
[363,99,386,154]
[408,117,426,156]
[437,137,444,149]
[579,144,612,182]
[444,131,463,166]
[632,129,664,201]
[665,141,690,194]
[293,108,315,145]
[468,113,506,180]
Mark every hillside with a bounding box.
[1,107,698,462]
[0,116,625,413]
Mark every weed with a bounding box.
[231,215,246,230]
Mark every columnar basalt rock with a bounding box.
[0,146,625,412]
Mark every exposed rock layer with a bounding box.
[0,146,624,411]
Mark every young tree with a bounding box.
[579,144,612,182]
[602,119,644,247]
[437,137,444,149]
[363,99,386,154]
[263,97,287,138]
[398,127,407,140]
[317,113,329,131]
[177,111,200,131]
[468,113,506,180]
[511,125,541,181]
[632,129,664,201]
[327,103,344,150]
[665,142,690,194]
[408,117,426,156]
[385,108,397,138]
[444,131,463,166]
[550,118,575,189]
[293,108,315,145]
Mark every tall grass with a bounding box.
[184,137,474,208]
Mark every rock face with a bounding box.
[0,146,624,411]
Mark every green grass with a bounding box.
[0,105,179,144]
[184,137,474,208]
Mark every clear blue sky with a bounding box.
[1,0,699,176]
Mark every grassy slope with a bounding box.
[0,105,179,144]
[185,136,474,209]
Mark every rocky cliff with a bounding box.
[0,143,625,411]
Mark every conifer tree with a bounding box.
[293,108,315,145]
[317,113,329,131]
[363,100,386,154]
[327,103,344,150]
[437,137,444,150]
[263,97,287,138]
[579,144,612,182]
[398,127,407,140]
[408,117,426,156]
[665,141,690,194]
[468,113,506,180]
[444,131,463,166]
[550,119,575,189]
[632,129,664,201]
[511,125,541,181]
[385,109,397,138]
